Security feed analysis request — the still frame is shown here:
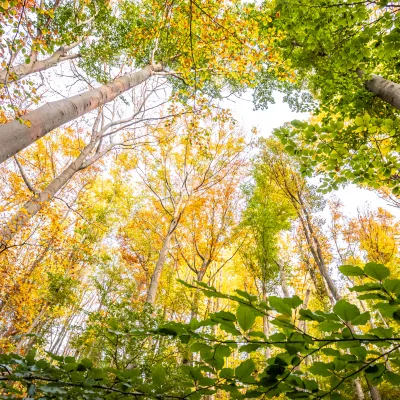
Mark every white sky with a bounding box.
[226,92,400,220]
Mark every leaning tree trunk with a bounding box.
[0,43,80,84]
[297,197,380,400]
[0,64,163,164]
[0,137,100,250]
[357,69,400,111]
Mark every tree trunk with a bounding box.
[357,69,400,111]
[0,64,162,164]
[296,198,377,400]
[298,208,341,302]
[262,289,271,359]
[146,215,181,305]
[276,259,290,297]
[0,43,80,84]
[0,137,98,250]
[354,379,365,400]
[190,261,211,319]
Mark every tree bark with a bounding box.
[0,137,98,250]
[357,69,400,111]
[0,64,162,164]
[0,43,80,84]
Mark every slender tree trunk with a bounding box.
[299,288,311,334]
[0,64,162,163]
[298,209,341,302]
[262,288,271,359]
[0,137,98,250]
[357,69,400,111]
[146,214,181,305]
[0,43,80,84]
[190,261,210,319]
[276,259,290,297]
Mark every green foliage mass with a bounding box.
[276,115,400,193]
[2,263,400,399]
[256,0,400,116]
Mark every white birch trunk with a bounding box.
[0,64,162,163]
[358,69,400,111]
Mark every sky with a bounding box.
[225,92,400,220]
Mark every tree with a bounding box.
[0,81,168,250]
[124,104,248,304]
[176,170,245,318]
[0,0,271,163]
[257,0,400,115]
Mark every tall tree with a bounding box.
[0,0,271,163]
[0,81,168,250]
[126,104,248,304]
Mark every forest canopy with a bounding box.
[1,0,400,399]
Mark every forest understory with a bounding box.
[1,0,400,399]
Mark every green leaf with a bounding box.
[333,300,360,322]
[239,343,261,353]
[383,279,400,296]
[370,327,393,338]
[79,358,93,370]
[269,296,292,317]
[350,346,367,361]
[220,368,234,379]
[234,289,258,302]
[351,311,370,326]
[384,371,400,385]
[219,322,241,336]
[350,283,382,292]
[236,305,256,331]
[211,311,236,322]
[91,369,107,380]
[283,295,303,309]
[318,321,344,332]
[357,293,388,300]
[287,391,310,398]
[330,394,347,400]
[191,343,213,358]
[364,262,390,281]
[198,377,215,386]
[321,348,340,357]
[214,345,231,358]
[152,364,166,386]
[299,309,325,322]
[235,359,255,380]
[339,265,364,276]
[25,349,36,366]
[365,363,385,380]
[309,362,333,377]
